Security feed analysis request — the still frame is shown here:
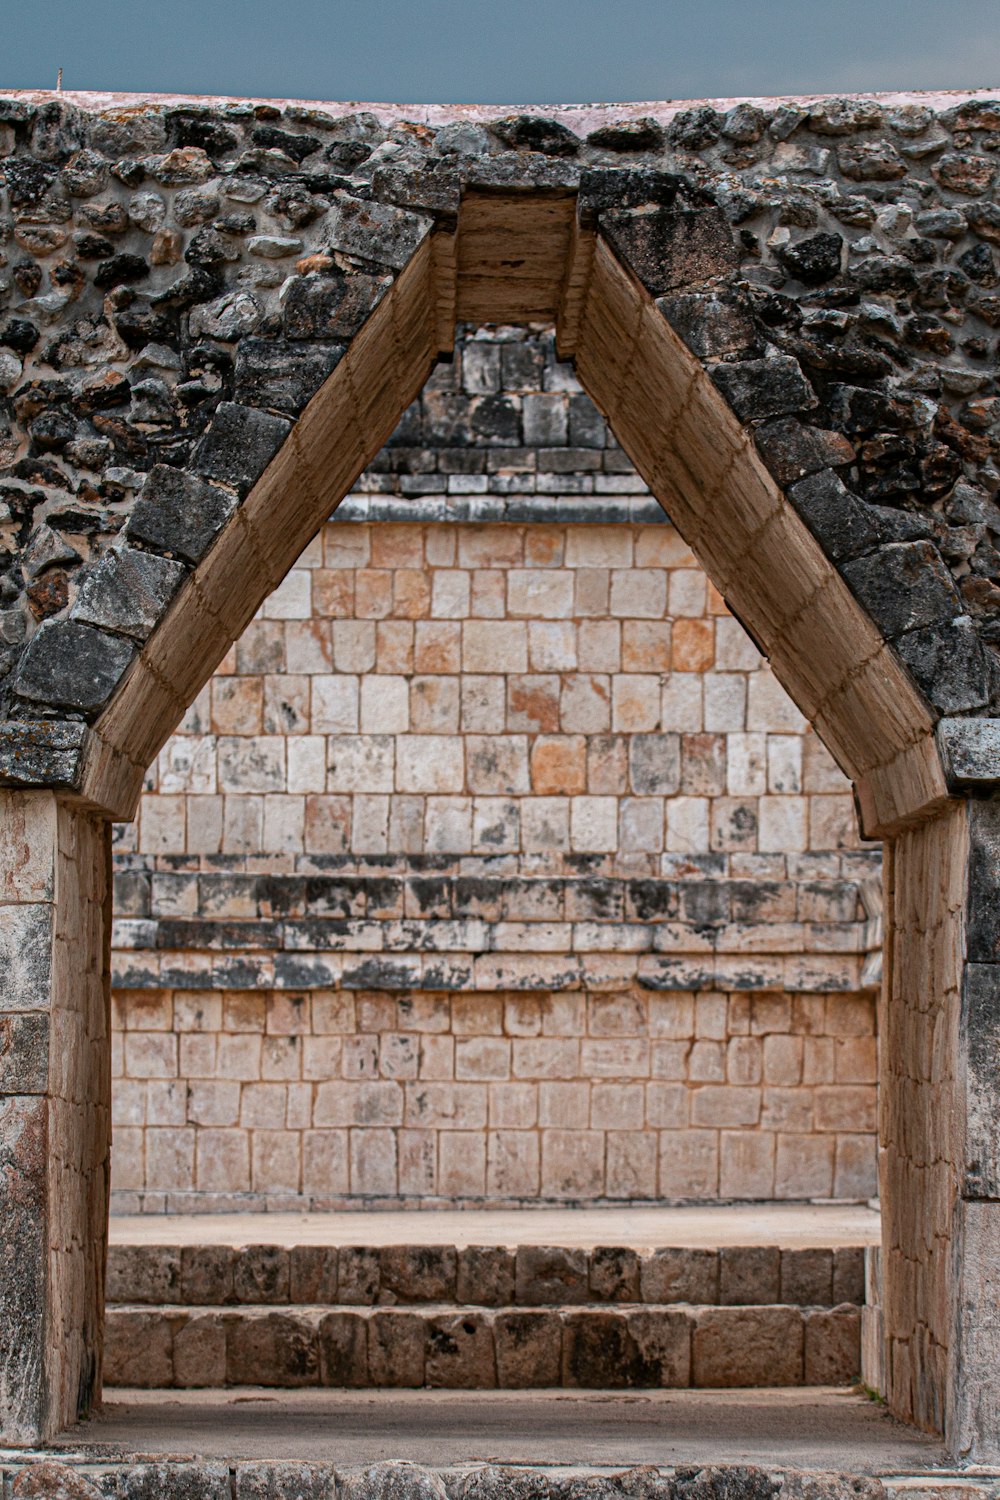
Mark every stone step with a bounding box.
[104,1301,861,1390]
[106,1241,866,1310]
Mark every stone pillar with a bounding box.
[880,794,1000,1460]
[0,790,111,1445]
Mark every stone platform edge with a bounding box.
[1,1458,997,1500]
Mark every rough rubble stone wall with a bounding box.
[0,93,998,757]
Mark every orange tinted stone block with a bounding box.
[672,618,715,672]
[530,735,586,795]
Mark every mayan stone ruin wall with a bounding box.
[2,85,1000,1447]
[108,326,880,1210]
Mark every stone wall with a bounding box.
[107,326,881,1211]
[110,984,877,1211]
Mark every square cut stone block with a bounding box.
[425,1312,496,1388]
[233,1246,290,1304]
[719,1246,780,1305]
[319,1311,369,1387]
[337,1247,381,1304]
[226,1311,319,1387]
[833,1247,866,1305]
[290,1246,339,1304]
[561,1308,691,1388]
[104,1310,175,1388]
[628,1309,693,1387]
[804,1307,861,1384]
[106,1245,181,1305]
[589,1247,641,1302]
[181,1246,236,1305]
[379,1245,457,1302]
[0,904,52,1012]
[457,1246,515,1306]
[173,1312,227,1387]
[368,1309,426,1387]
[515,1246,589,1305]
[640,1248,719,1304]
[233,1462,332,1500]
[494,1310,563,1387]
[692,1307,804,1387]
[780,1249,834,1306]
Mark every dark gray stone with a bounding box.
[937,717,1000,788]
[13,620,135,714]
[776,233,844,286]
[234,339,345,416]
[71,547,187,642]
[193,402,292,495]
[962,961,1000,1198]
[967,799,1000,965]
[283,272,391,341]
[0,720,88,789]
[787,470,881,562]
[711,357,818,422]
[754,418,856,486]
[841,542,962,639]
[324,194,432,270]
[587,119,665,152]
[656,290,761,359]
[491,116,581,156]
[602,205,739,294]
[895,616,992,714]
[371,162,462,220]
[125,465,238,564]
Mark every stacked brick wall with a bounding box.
[114,516,862,867]
[108,327,881,1211]
[111,986,877,1211]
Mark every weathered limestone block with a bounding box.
[640,1249,719,1304]
[691,1307,804,1386]
[233,1463,333,1500]
[425,1312,496,1388]
[493,1311,562,1387]
[380,1246,457,1302]
[173,1313,227,1387]
[457,1247,515,1306]
[318,1310,368,1386]
[226,1310,319,1386]
[514,1246,589,1305]
[103,1309,175,1387]
[368,1309,426,1387]
[803,1307,861,1384]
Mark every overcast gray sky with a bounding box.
[5,0,1000,105]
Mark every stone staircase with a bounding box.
[105,1237,864,1390]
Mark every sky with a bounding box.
[4,0,1000,107]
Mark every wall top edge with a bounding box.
[1,87,999,134]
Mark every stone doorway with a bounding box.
[0,94,997,1461]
